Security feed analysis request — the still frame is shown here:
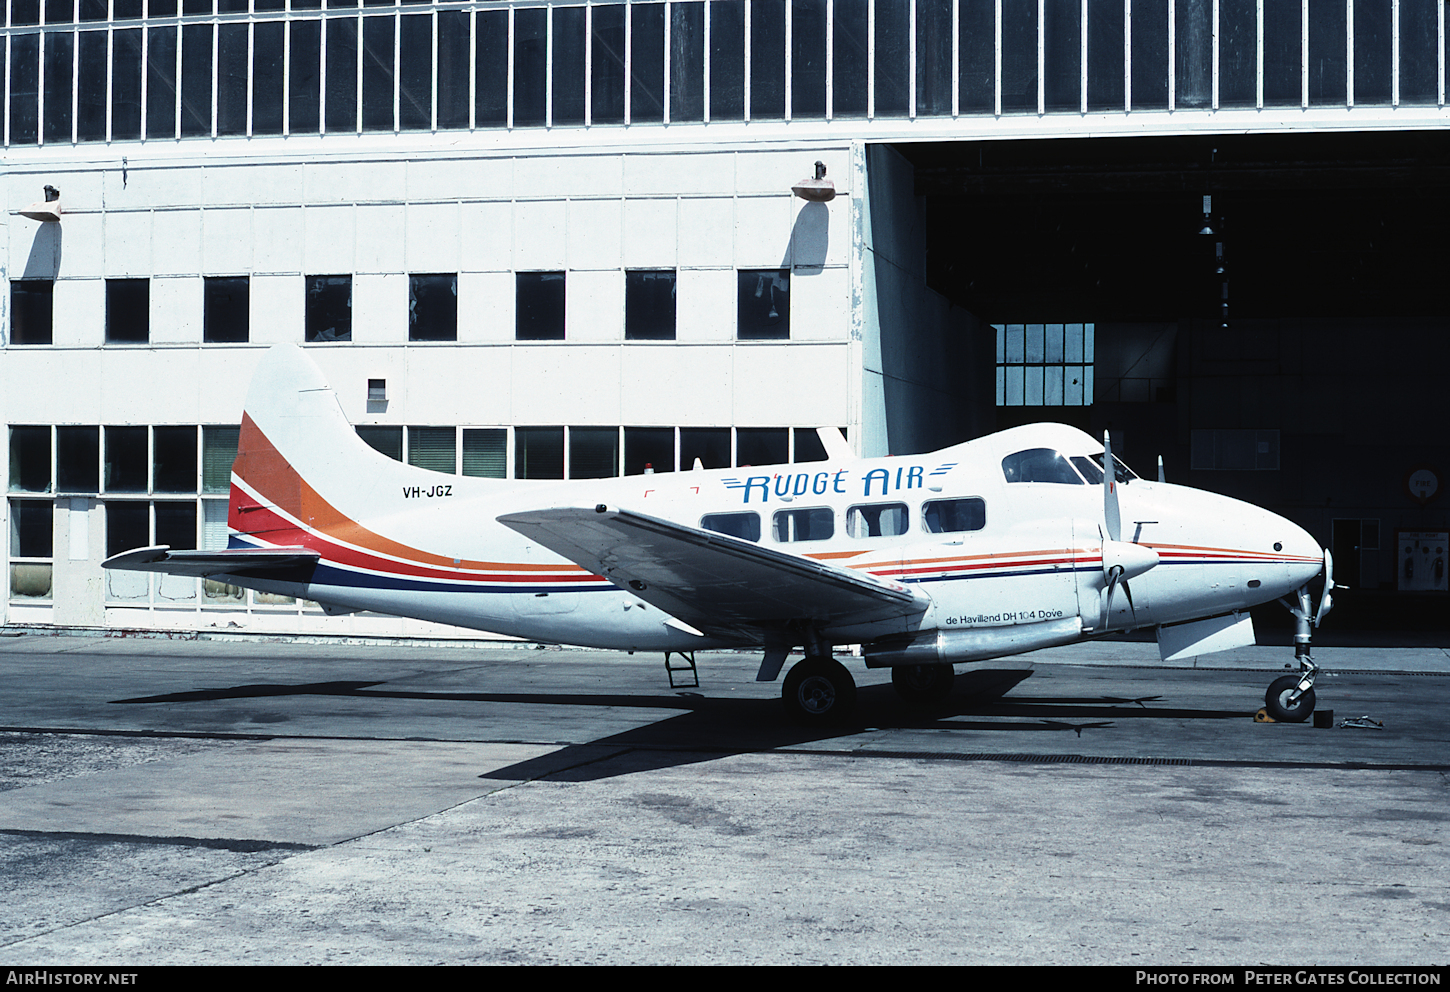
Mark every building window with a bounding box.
[204,276,250,343]
[737,270,790,340]
[409,274,457,341]
[106,279,150,343]
[8,426,52,493]
[56,427,100,494]
[624,270,676,340]
[516,271,566,340]
[462,429,507,479]
[515,426,565,480]
[10,280,53,345]
[9,498,53,600]
[357,426,404,461]
[996,322,1094,406]
[406,426,456,475]
[1190,430,1281,471]
[569,427,619,479]
[624,427,674,476]
[305,275,351,342]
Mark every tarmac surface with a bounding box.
[0,629,1447,966]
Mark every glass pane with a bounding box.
[202,426,240,493]
[326,16,358,132]
[834,0,868,117]
[11,562,53,600]
[873,0,910,116]
[1400,0,1439,105]
[11,282,54,345]
[700,512,759,542]
[1175,0,1212,108]
[253,21,285,135]
[1000,0,1038,114]
[407,426,456,474]
[792,0,826,118]
[105,501,148,558]
[145,26,177,140]
[515,427,564,480]
[515,272,565,340]
[1308,0,1346,106]
[204,277,250,343]
[749,0,784,120]
[680,428,729,470]
[1087,0,1125,111]
[181,23,213,137]
[357,426,403,461]
[461,429,507,478]
[12,499,54,558]
[153,427,198,493]
[9,427,51,493]
[1218,0,1257,107]
[670,1,705,122]
[56,427,100,494]
[436,10,470,128]
[709,0,744,120]
[736,428,787,467]
[155,501,197,552]
[1263,2,1301,105]
[772,507,833,542]
[737,270,789,340]
[306,275,352,342]
[43,31,73,144]
[552,6,586,126]
[201,499,232,552]
[568,427,618,479]
[105,427,147,493]
[847,503,908,538]
[624,271,676,340]
[624,427,674,475]
[398,13,431,130]
[362,15,395,131]
[1043,0,1081,112]
[408,274,457,341]
[76,30,107,142]
[112,28,143,140]
[592,3,626,124]
[1352,0,1391,106]
[10,32,39,145]
[923,497,986,533]
[513,5,546,127]
[475,9,507,127]
[633,1,666,123]
[216,22,248,136]
[1131,0,1169,110]
[792,428,828,463]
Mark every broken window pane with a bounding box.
[737,270,789,339]
[11,499,54,557]
[305,275,352,342]
[408,274,457,341]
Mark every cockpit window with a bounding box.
[1071,456,1104,484]
[1092,452,1138,483]
[1001,449,1085,485]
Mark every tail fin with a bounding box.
[227,344,468,549]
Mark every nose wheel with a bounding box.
[1270,551,1335,723]
[1264,668,1318,723]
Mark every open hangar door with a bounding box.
[895,131,1450,624]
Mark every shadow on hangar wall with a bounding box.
[890,132,1450,627]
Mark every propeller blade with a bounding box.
[1157,455,1165,483]
[1103,430,1121,543]
[1101,564,1123,629]
[1315,547,1335,627]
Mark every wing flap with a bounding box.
[497,505,928,639]
[103,545,320,578]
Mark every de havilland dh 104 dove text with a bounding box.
[105,345,1336,724]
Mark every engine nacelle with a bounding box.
[863,616,1083,668]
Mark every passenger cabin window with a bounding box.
[701,512,760,543]
[1001,448,1084,484]
[772,507,833,543]
[923,498,987,534]
[847,503,909,538]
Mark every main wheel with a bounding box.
[1264,675,1316,723]
[782,656,857,725]
[891,664,955,706]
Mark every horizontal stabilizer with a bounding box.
[497,505,929,640]
[102,545,320,578]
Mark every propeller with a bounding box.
[1098,430,1159,630]
[1314,548,1335,627]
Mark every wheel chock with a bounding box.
[1254,707,1276,723]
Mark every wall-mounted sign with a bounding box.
[1405,465,1441,505]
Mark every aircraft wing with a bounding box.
[497,505,929,639]
[102,545,321,578]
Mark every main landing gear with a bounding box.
[782,655,857,725]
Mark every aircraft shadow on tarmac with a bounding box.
[111,669,1250,782]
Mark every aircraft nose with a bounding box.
[1274,514,1325,589]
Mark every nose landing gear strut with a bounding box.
[1267,550,1336,723]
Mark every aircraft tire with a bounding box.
[1264,676,1316,723]
[782,656,857,725]
[891,664,955,706]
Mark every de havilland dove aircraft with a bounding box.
[105,344,1337,725]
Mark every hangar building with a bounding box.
[3,0,1447,638]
